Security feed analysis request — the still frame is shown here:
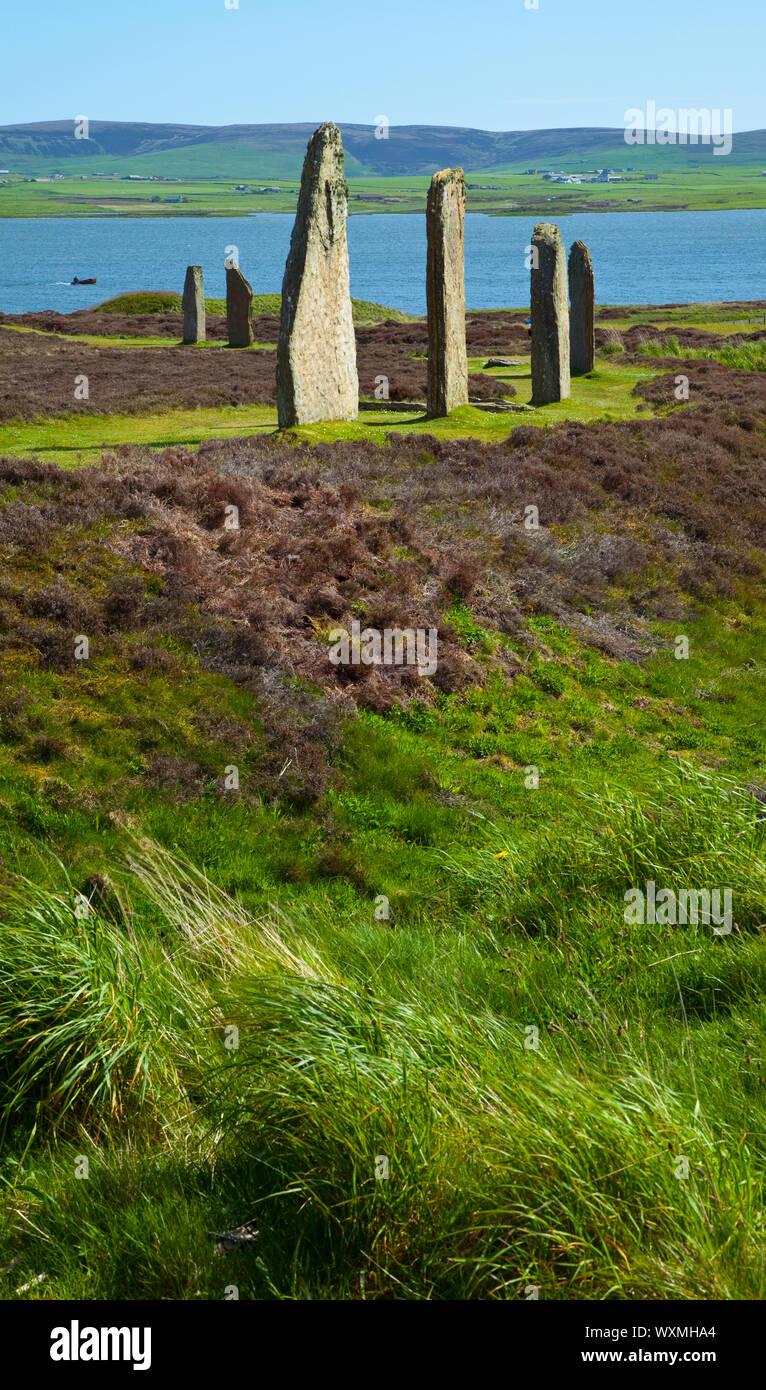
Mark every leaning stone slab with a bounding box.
[277,122,358,427]
[568,240,595,374]
[426,167,468,416]
[226,263,254,347]
[182,265,205,343]
[468,399,519,413]
[530,222,570,404]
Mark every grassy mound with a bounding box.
[94,290,413,324]
[1,784,764,1300]
[95,290,183,315]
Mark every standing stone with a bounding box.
[277,122,358,427]
[182,265,205,343]
[226,263,254,347]
[426,167,468,416]
[530,222,570,404]
[568,240,595,375]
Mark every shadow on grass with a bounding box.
[363,413,430,429]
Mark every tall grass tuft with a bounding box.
[451,760,766,934]
[2,794,765,1297]
[0,868,211,1133]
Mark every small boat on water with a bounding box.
[71,276,97,285]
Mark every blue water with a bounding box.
[1,209,765,315]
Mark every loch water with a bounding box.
[1,208,765,316]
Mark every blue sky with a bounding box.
[2,0,763,132]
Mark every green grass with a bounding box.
[0,294,764,1300]
[95,290,186,315]
[638,335,766,371]
[3,163,766,218]
[599,303,766,331]
[0,364,660,465]
[91,290,412,324]
[0,578,764,1299]
[1,739,765,1299]
[0,589,761,1301]
[0,322,277,350]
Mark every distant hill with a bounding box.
[1,120,764,178]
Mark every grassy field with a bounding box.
[0,298,764,1301]
[3,164,766,218]
[88,289,413,323]
[0,363,658,465]
[598,303,766,332]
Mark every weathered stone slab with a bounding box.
[226,263,254,347]
[426,167,468,416]
[277,122,358,427]
[530,222,570,404]
[182,265,205,344]
[569,240,595,374]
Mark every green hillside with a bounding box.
[1,120,764,179]
[2,120,764,220]
[0,298,766,1301]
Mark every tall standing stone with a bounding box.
[226,263,254,347]
[277,122,358,427]
[568,240,595,375]
[530,222,570,404]
[182,265,205,344]
[426,167,468,416]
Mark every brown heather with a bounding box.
[0,388,765,798]
[0,312,531,421]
